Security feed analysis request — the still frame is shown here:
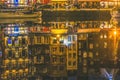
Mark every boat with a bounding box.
[0,12,40,18]
[0,18,39,24]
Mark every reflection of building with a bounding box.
[0,26,3,80]
[67,34,77,76]
[50,0,68,9]
[28,24,51,80]
[99,29,118,68]
[1,24,29,80]
[48,27,67,79]
[77,32,100,79]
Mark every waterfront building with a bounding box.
[6,0,31,7]
[77,31,106,80]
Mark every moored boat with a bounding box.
[0,12,40,18]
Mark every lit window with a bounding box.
[104,34,107,38]
[89,52,93,58]
[100,35,103,39]
[104,42,107,48]
[83,52,87,58]
[89,43,93,49]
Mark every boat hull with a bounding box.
[0,13,39,18]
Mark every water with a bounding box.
[0,11,120,80]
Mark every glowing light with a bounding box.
[114,31,117,35]
[57,34,60,37]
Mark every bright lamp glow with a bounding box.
[114,31,117,35]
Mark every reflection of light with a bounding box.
[64,39,72,46]
[114,31,117,35]
[57,34,60,37]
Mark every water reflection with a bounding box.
[1,17,120,80]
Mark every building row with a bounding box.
[0,0,120,9]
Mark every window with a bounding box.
[89,52,93,58]
[37,36,41,43]
[68,53,72,58]
[59,66,64,71]
[83,67,87,73]
[22,38,26,45]
[83,59,87,66]
[83,52,87,58]
[73,35,77,41]
[52,56,57,63]
[104,34,107,38]
[52,47,57,53]
[96,52,99,56]
[90,61,94,65]
[15,51,19,58]
[100,35,103,39]
[73,44,76,50]
[68,44,72,50]
[89,43,93,49]
[60,57,64,63]
[96,43,99,47]
[79,42,81,49]
[73,53,76,58]
[68,61,72,66]
[73,61,76,66]
[8,50,12,58]
[22,49,26,57]
[68,35,72,42]
[79,58,82,63]
[60,47,64,52]
[53,66,58,71]
[78,51,82,56]
[104,42,107,48]
[53,38,57,44]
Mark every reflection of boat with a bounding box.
[111,8,120,18]
[0,18,38,23]
[0,12,39,18]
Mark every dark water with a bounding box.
[42,11,111,22]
